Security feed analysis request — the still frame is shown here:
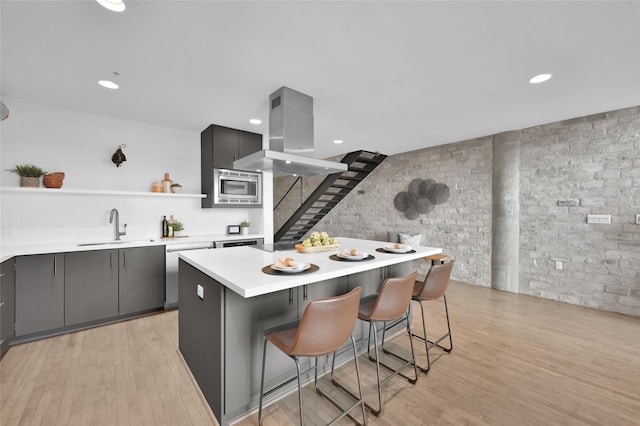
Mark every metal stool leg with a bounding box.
[410,295,453,372]
[258,338,268,426]
[294,357,304,426]
[320,336,368,426]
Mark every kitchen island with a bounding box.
[178,237,441,425]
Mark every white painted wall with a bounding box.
[0,97,266,245]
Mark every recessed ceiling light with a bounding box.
[98,80,119,90]
[96,0,126,12]
[333,139,344,144]
[249,119,262,125]
[285,160,292,164]
[529,73,552,84]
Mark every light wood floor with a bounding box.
[2,281,639,426]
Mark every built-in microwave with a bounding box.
[213,168,262,207]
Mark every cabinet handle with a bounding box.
[288,288,293,305]
[303,285,308,301]
[0,339,4,345]
[123,252,126,269]
[0,301,4,308]
[54,257,57,276]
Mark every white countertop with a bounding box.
[178,237,442,298]
[0,233,264,263]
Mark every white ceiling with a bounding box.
[2,0,639,159]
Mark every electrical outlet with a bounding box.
[555,261,563,270]
[636,214,640,225]
[197,284,204,299]
[587,214,611,224]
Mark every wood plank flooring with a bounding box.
[2,281,639,425]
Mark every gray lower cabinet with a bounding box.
[225,286,298,419]
[1,259,16,358]
[179,259,299,424]
[15,253,65,336]
[65,250,118,326]
[119,246,165,315]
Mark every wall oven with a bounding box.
[213,168,262,207]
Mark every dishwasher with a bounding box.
[165,241,214,309]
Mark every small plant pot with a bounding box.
[174,231,182,237]
[20,177,40,188]
[241,227,249,235]
[171,186,182,193]
[43,172,65,189]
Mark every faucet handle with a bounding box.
[120,223,128,236]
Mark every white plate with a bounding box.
[384,245,412,253]
[337,252,369,260]
[270,263,311,273]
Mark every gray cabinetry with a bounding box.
[179,259,299,423]
[179,260,225,419]
[1,259,16,358]
[15,253,64,336]
[119,246,165,315]
[65,250,118,326]
[225,287,298,418]
[201,124,262,208]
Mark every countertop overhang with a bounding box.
[178,237,442,298]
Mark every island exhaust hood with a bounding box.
[233,87,348,176]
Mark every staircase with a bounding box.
[274,150,387,243]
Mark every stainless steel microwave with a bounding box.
[213,168,262,206]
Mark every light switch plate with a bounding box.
[197,284,204,299]
[636,214,640,225]
[587,214,611,224]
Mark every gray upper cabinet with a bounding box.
[119,246,165,315]
[15,253,65,336]
[201,124,262,208]
[1,259,16,358]
[65,250,118,326]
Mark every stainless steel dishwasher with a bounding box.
[165,241,214,309]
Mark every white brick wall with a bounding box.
[277,105,640,317]
[520,106,640,316]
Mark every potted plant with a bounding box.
[240,219,250,235]
[7,164,46,188]
[171,221,185,237]
[171,182,182,193]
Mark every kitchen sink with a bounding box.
[77,239,155,247]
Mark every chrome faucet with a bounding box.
[109,208,127,241]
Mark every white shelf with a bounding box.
[0,186,207,199]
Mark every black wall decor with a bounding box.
[394,178,450,220]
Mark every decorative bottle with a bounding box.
[162,216,169,237]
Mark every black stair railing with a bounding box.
[274,150,387,243]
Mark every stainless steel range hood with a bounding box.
[233,87,348,176]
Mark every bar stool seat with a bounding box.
[258,287,367,426]
[334,272,418,416]
[423,253,451,265]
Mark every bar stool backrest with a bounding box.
[414,261,454,300]
[369,272,417,322]
[290,287,362,357]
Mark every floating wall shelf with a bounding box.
[0,187,207,199]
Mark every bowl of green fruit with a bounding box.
[296,231,340,253]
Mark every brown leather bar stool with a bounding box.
[335,272,418,416]
[258,287,367,426]
[383,261,454,373]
